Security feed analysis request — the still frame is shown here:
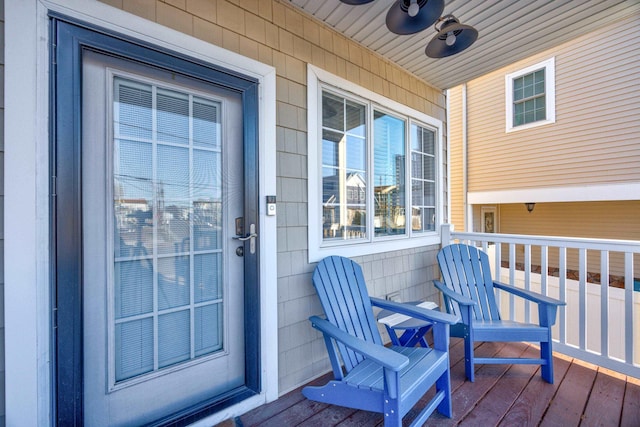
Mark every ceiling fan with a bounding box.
[338,0,478,57]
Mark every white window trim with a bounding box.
[505,57,556,132]
[307,64,444,263]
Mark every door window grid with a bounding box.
[113,76,224,383]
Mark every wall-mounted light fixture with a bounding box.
[525,202,536,213]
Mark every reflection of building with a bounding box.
[322,172,366,238]
[373,154,406,234]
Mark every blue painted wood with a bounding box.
[305,256,459,426]
[436,244,566,383]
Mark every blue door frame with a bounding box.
[50,15,261,426]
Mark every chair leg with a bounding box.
[383,399,402,427]
[436,368,453,417]
[464,332,475,382]
[540,341,553,383]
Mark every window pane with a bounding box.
[322,91,344,131]
[345,100,365,137]
[158,310,191,368]
[374,111,406,237]
[194,253,222,303]
[115,259,154,319]
[114,140,154,257]
[512,69,547,126]
[192,149,221,200]
[195,303,223,356]
[193,98,220,148]
[410,124,436,233]
[346,135,365,171]
[158,256,190,310]
[322,92,367,242]
[115,318,154,381]
[322,130,342,167]
[157,89,189,145]
[115,79,153,140]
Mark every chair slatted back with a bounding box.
[312,256,383,372]
[437,244,500,321]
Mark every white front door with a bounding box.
[82,51,246,425]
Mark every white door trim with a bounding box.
[5,1,277,425]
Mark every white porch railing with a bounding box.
[441,224,640,379]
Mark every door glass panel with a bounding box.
[115,318,154,381]
[113,77,224,384]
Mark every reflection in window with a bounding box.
[374,111,405,237]
[513,68,546,126]
[112,76,224,382]
[411,124,436,232]
[321,92,366,240]
[319,89,439,245]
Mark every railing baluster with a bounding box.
[495,243,501,308]
[524,244,531,323]
[509,243,516,320]
[624,252,634,365]
[559,247,567,346]
[578,248,587,351]
[600,250,609,358]
[541,245,548,296]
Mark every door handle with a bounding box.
[233,223,257,254]
[233,233,257,242]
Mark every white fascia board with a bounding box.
[468,182,640,204]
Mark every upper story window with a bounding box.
[505,57,555,132]
[308,65,443,262]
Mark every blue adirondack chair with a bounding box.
[435,243,566,383]
[303,256,460,427]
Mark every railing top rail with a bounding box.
[450,231,640,253]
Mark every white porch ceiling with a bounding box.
[289,0,640,89]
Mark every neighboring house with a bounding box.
[5,1,445,425]
[447,13,640,283]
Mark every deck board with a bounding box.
[581,367,626,426]
[497,350,572,427]
[538,359,598,427]
[620,376,640,427]
[233,339,637,427]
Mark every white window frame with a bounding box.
[307,64,443,262]
[505,57,556,132]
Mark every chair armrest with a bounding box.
[309,316,409,371]
[370,297,461,325]
[433,280,476,307]
[493,281,566,306]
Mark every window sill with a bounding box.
[309,233,441,263]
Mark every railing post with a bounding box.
[441,223,452,247]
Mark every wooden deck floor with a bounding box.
[234,338,640,426]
